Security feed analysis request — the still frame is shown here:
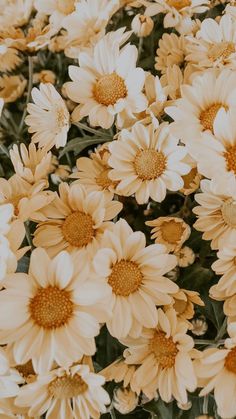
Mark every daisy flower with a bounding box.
[186,14,236,70]
[195,323,236,419]
[0,75,26,103]
[25,83,70,150]
[179,154,202,195]
[210,240,236,300]
[113,386,138,414]
[0,248,111,373]
[64,29,147,129]
[100,358,137,389]
[0,348,24,400]
[123,308,198,404]
[193,179,236,250]
[33,182,122,257]
[166,69,236,148]
[155,33,187,74]
[0,44,21,72]
[166,288,204,320]
[34,0,77,33]
[175,246,196,267]
[146,216,191,253]
[10,143,51,185]
[93,219,178,339]
[108,122,190,204]
[0,0,33,30]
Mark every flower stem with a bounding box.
[18,55,34,135]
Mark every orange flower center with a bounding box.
[208,42,235,61]
[149,331,178,368]
[29,286,74,329]
[166,0,191,10]
[225,347,236,374]
[160,219,185,244]
[221,199,236,228]
[95,168,114,189]
[48,374,88,399]
[56,0,75,14]
[93,73,127,106]
[55,104,69,130]
[62,211,95,248]
[224,145,236,175]
[199,103,227,132]
[108,260,143,296]
[134,149,166,180]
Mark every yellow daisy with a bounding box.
[0,75,26,103]
[0,248,111,373]
[33,182,122,257]
[108,122,190,204]
[0,45,21,72]
[93,218,178,338]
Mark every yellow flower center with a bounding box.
[55,104,69,130]
[48,374,88,399]
[166,0,191,10]
[208,42,235,61]
[224,145,236,174]
[221,199,236,228]
[225,347,236,374]
[134,149,166,180]
[95,168,114,189]
[62,211,95,248]
[149,331,178,368]
[182,167,198,190]
[108,260,143,296]
[160,219,185,244]
[29,286,74,329]
[93,73,127,106]
[199,103,227,132]
[56,0,75,15]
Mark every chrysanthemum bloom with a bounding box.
[25,83,70,150]
[166,289,204,320]
[62,0,120,58]
[195,323,236,418]
[166,69,236,148]
[33,182,122,257]
[0,175,54,222]
[0,0,33,30]
[34,0,77,33]
[64,29,147,129]
[146,216,191,253]
[93,219,178,338]
[15,364,110,418]
[0,75,26,103]
[71,143,117,198]
[10,143,51,185]
[210,240,236,301]
[100,358,137,389]
[186,14,236,70]
[175,246,195,267]
[146,0,209,33]
[193,179,236,250]
[113,386,138,414]
[0,44,21,72]
[155,33,187,74]
[123,308,198,403]
[0,248,111,373]
[108,122,189,204]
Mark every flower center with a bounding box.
[225,347,236,374]
[56,0,75,14]
[93,73,127,106]
[29,286,74,329]
[55,104,69,130]
[95,168,114,189]
[224,145,236,175]
[108,260,143,296]
[160,220,185,244]
[48,374,88,399]
[149,331,178,368]
[62,211,95,248]
[182,167,198,189]
[208,42,235,61]
[199,103,227,132]
[221,199,236,228]
[134,149,166,180]
[166,0,191,10]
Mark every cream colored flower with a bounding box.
[62,0,120,58]
[155,33,187,74]
[0,75,26,103]
[195,323,236,419]
[193,179,236,250]
[71,143,117,198]
[33,70,56,84]
[166,69,236,149]
[65,29,147,129]
[146,0,209,33]
[210,240,236,301]
[0,203,13,235]
[146,216,191,253]
[15,364,110,418]
[0,175,54,222]
[167,288,204,320]
[179,154,202,195]
[186,14,236,70]
[0,248,111,373]
[25,83,70,150]
[33,182,122,257]
[93,218,178,338]
[34,0,77,33]
[108,122,189,204]
[123,308,198,403]
[0,45,21,72]
[113,387,138,414]
[191,317,208,336]
[0,348,24,402]
[131,14,154,37]
[100,358,137,388]
[0,0,33,30]
[175,246,195,267]
[10,143,51,185]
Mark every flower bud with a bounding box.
[113,387,138,414]
[131,14,154,37]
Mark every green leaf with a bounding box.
[143,399,173,418]
[59,136,110,158]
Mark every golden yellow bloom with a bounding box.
[0,75,26,103]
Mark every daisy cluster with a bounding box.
[1,0,236,418]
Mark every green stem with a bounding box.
[73,121,112,139]
[0,143,10,157]
[203,395,209,415]
[194,339,225,346]
[109,407,116,419]
[18,55,34,135]
[24,221,33,248]
[215,317,227,341]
